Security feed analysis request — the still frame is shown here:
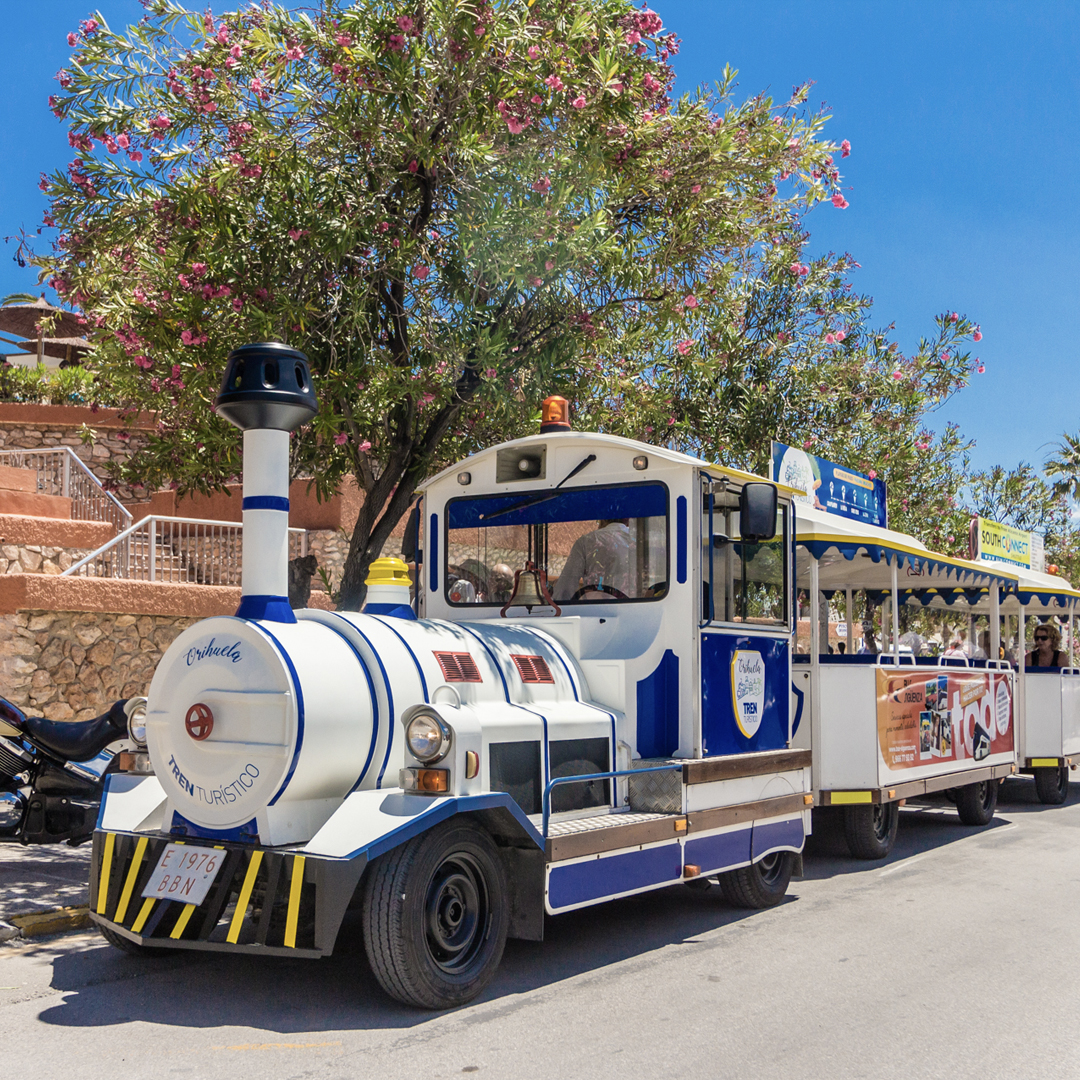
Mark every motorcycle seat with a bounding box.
[10,701,128,762]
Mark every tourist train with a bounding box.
[81,343,1078,1009]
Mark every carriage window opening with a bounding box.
[701,486,789,627]
[445,482,668,605]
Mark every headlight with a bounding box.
[125,697,148,748]
[406,712,451,763]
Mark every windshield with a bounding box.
[446,482,668,605]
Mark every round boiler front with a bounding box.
[145,615,374,830]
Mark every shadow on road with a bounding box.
[29,776,1077,1033]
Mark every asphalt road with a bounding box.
[1,776,1078,1080]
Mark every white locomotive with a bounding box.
[90,343,811,1009]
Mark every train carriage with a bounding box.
[88,344,813,1009]
[791,504,1019,858]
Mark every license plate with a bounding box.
[142,843,225,906]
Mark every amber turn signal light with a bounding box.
[465,750,480,779]
[417,768,449,793]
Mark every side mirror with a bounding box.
[740,482,778,541]
[400,501,421,562]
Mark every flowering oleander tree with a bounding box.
[38,0,847,606]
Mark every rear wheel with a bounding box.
[362,819,509,1010]
[1034,765,1070,805]
[956,779,998,825]
[843,801,899,860]
[717,851,794,909]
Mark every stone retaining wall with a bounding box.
[0,610,196,721]
[0,545,84,577]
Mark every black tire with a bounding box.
[98,924,167,956]
[956,779,998,825]
[717,850,794,909]
[842,801,899,860]
[362,819,509,1010]
[1034,765,1070,805]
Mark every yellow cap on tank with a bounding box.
[365,557,413,588]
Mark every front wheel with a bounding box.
[362,819,509,1010]
[843,801,899,860]
[717,850,794,909]
[1034,765,1070,805]
[98,924,167,956]
[956,778,998,825]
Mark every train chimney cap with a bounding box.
[214,342,318,432]
[539,395,571,434]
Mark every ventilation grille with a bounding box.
[433,651,482,682]
[512,654,554,684]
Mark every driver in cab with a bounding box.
[553,518,635,601]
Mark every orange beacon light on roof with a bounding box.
[540,395,571,433]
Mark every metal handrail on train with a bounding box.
[541,762,683,837]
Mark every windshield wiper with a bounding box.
[479,454,597,522]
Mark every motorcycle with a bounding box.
[0,696,147,845]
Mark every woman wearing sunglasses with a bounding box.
[1027,622,1069,668]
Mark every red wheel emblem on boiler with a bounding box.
[185,702,214,740]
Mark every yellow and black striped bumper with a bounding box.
[90,830,364,957]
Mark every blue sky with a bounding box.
[1,1,1076,474]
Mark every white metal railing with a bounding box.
[63,515,308,585]
[0,447,132,533]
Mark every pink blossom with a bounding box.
[332,63,344,77]
[645,426,654,434]
[545,259,555,271]
[643,72,661,94]
[527,45,540,59]
[840,139,851,157]
[128,151,143,163]
[149,114,172,130]
[789,263,802,276]
[973,329,982,341]
[388,34,405,52]
[67,32,78,46]
[420,392,435,405]
[82,18,98,34]
[474,25,485,37]
[230,43,242,59]
[285,44,304,60]
[868,470,877,479]
[413,264,430,280]
[676,339,693,355]
[335,33,352,47]
[506,116,527,134]
[949,311,958,322]
[528,275,543,287]
[287,229,309,241]
[625,31,642,45]
[332,432,348,446]
[531,94,543,104]
[571,94,586,109]
[831,193,849,209]
[38,174,49,192]
[397,16,415,33]
[803,440,814,450]
[134,356,152,370]
[216,27,229,44]
[835,330,846,342]
[532,176,551,194]
[668,416,676,426]
[232,297,244,312]
[691,184,701,193]
[892,371,903,380]
[941,351,950,361]
[191,262,207,277]
[116,133,130,149]
[358,440,372,453]
[683,295,699,309]
[408,159,418,173]
[824,333,835,344]
[545,74,564,92]
[976,364,985,374]
[485,368,497,378]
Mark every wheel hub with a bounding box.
[425,856,487,972]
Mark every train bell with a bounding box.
[500,560,561,617]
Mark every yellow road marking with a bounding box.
[113,836,149,924]
[226,850,264,944]
[284,855,305,948]
[96,833,116,915]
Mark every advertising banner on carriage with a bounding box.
[876,669,1013,775]
[969,516,1046,573]
[771,441,887,528]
